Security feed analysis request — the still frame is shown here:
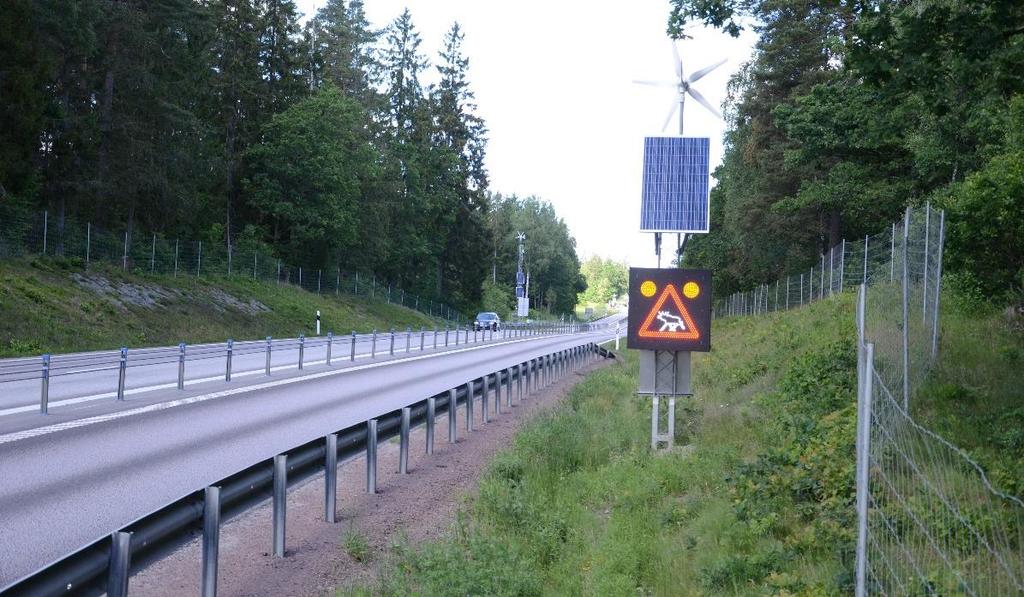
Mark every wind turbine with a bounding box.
[633,42,726,135]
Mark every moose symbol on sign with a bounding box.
[656,311,685,332]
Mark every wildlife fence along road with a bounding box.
[0,323,619,588]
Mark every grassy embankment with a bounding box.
[0,258,443,357]
[343,288,1022,595]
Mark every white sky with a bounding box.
[295,1,756,267]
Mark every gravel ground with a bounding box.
[130,356,612,596]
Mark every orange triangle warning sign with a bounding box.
[638,284,701,340]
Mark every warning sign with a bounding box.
[627,268,712,352]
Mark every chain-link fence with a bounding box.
[0,206,463,322]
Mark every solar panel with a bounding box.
[639,137,710,233]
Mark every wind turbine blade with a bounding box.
[686,86,722,119]
[661,101,679,133]
[688,58,727,83]
[672,41,683,82]
[632,79,677,88]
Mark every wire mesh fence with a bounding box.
[716,203,1023,594]
[0,205,463,322]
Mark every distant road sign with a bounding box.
[640,137,710,233]
[627,268,712,351]
[516,272,526,285]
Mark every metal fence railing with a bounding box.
[0,206,463,322]
[718,203,1024,594]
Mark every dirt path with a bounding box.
[131,356,613,596]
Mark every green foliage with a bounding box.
[479,278,513,316]
[577,256,627,307]
[674,0,1024,298]
[341,528,372,563]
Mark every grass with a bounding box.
[341,284,1022,596]
[0,257,444,357]
[342,528,373,563]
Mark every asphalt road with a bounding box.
[0,321,623,588]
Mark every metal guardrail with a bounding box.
[1,339,615,596]
[0,322,591,415]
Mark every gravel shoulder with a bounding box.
[130,355,613,596]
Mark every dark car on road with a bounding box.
[474,312,501,332]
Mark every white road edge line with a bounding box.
[0,333,603,445]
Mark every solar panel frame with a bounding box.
[639,136,710,233]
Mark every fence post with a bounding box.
[901,208,910,410]
[862,235,869,285]
[197,241,202,276]
[839,239,846,292]
[86,223,91,267]
[299,267,302,288]
[123,231,129,271]
[931,209,945,360]
[150,234,156,273]
[854,341,874,597]
[829,246,834,296]
[890,222,896,282]
[819,255,825,300]
[254,252,258,280]
[42,210,48,255]
[786,277,790,309]
[318,269,322,295]
[201,486,220,597]
[273,454,287,557]
[227,244,232,276]
[173,239,178,277]
[923,202,930,323]
[277,259,281,285]
[325,433,337,523]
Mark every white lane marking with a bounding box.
[0,334,595,445]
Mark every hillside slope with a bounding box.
[0,258,445,357]
[347,289,1022,595]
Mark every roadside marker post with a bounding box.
[225,339,233,382]
[40,354,50,414]
[177,343,186,390]
[117,347,127,400]
[447,389,458,443]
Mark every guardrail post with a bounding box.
[107,531,132,597]
[225,339,233,382]
[495,371,502,415]
[298,334,305,370]
[506,367,513,408]
[326,332,333,366]
[433,327,438,349]
[366,419,378,493]
[405,326,411,353]
[474,327,478,343]
[465,381,474,432]
[426,397,436,454]
[202,486,220,597]
[350,331,356,361]
[117,347,128,400]
[455,324,460,346]
[265,337,272,376]
[40,354,50,414]
[273,454,287,557]
[420,327,425,350]
[177,343,186,390]
[447,389,457,443]
[518,363,524,400]
[389,328,395,356]
[371,330,377,358]
[325,433,338,523]
[481,377,490,423]
[399,407,411,473]
[445,326,450,347]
